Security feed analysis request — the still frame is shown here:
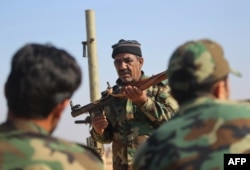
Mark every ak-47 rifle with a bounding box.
[70,70,168,124]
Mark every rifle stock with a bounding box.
[70,70,168,122]
[132,70,167,91]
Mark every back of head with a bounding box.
[168,39,240,103]
[5,43,82,119]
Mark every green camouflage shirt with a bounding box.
[0,120,104,170]
[133,96,250,170]
[91,72,178,170]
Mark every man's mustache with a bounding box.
[119,70,131,74]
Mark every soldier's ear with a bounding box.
[49,99,69,132]
[212,78,229,100]
[53,99,70,119]
[138,57,144,68]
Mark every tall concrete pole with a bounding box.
[84,9,105,164]
[85,9,100,101]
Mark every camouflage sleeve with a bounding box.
[139,83,178,124]
[0,134,105,170]
[90,123,113,143]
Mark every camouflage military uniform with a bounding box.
[91,71,178,170]
[133,39,249,170]
[133,97,250,170]
[0,120,104,170]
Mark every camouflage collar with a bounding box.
[178,95,215,115]
[1,120,48,135]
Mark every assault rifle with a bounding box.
[70,70,168,124]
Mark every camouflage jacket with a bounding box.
[133,96,250,170]
[91,72,178,170]
[0,120,104,170]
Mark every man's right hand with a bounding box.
[91,111,109,135]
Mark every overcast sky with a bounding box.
[1,0,249,144]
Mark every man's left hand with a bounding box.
[123,85,148,106]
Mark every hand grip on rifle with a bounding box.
[70,70,168,119]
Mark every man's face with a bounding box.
[113,53,143,84]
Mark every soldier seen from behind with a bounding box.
[133,39,250,170]
[0,43,104,170]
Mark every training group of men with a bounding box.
[0,38,250,170]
